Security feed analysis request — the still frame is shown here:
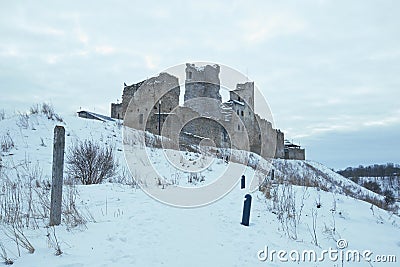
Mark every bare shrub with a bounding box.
[0,178,24,227]
[360,193,386,210]
[41,103,54,119]
[0,160,49,229]
[41,103,63,122]
[3,225,35,255]
[1,132,14,153]
[16,113,30,129]
[110,165,138,187]
[363,181,381,194]
[29,104,40,114]
[270,183,303,240]
[0,242,13,265]
[188,172,205,184]
[307,208,319,246]
[66,140,118,185]
[383,190,396,206]
[62,183,88,228]
[0,109,5,121]
[46,226,62,256]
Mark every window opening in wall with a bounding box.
[241,110,244,116]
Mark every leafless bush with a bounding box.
[62,183,88,228]
[0,242,13,265]
[27,103,63,122]
[360,193,386,210]
[0,109,5,121]
[270,183,305,240]
[41,103,54,119]
[1,132,14,153]
[0,159,88,260]
[16,113,29,129]
[3,225,35,255]
[188,172,205,184]
[0,177,24,227]
[46,226,62,256]
[307,208,319,247]
[29,104,40,115]
[3,158,87,229]
[41,103,63,122]
[66,139,118,185]
[110,165,138,187]
[0,160,50,229]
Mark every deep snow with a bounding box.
[0,112,399,266]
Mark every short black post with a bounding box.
[271,169,275,181]
[241,194,252,226]
[241,175,245,189]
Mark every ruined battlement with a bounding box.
[111,63,304,160]
[185,63,220,84]
[184,63,222,105]
[231,81,255,109]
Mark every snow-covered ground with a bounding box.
[0,111,399,266]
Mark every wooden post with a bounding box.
[50,126,65,226]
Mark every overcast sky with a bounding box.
[1,0,399,170]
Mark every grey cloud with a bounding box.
[0,0,399,168]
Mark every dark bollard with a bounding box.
[271,169,275,181]
[241,175,245,189]
[241,194,252,226]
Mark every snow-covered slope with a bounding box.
[0,112,399,266]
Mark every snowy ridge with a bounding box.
[305,160,385,200]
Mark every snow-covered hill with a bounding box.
[0,110,399,266]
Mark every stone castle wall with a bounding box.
[123,72,180,135]
[112,63,302,160]
[285,147,305,160]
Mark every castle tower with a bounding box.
[228,82,259,152]
[184,63,222,116]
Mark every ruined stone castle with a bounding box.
[111,63,305,160]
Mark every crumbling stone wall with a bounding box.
[117,62,301,160]
[179,118,230,149]
[124,73,180,135]
[285,147,305,160]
